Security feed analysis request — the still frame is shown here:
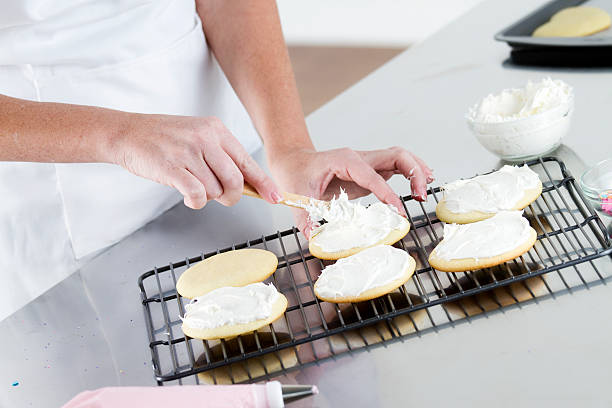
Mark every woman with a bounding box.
[0,0,432,320]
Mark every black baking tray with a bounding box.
[495,0,612,66]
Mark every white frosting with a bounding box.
[307,190,409,252]
[315,245,410,299]
[468,78,572,123]
[433,211,532,261]
[442,165,540,214]
[182,282,279,330]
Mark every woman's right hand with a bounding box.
[111,113,280,209]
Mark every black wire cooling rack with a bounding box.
[138,157,611,386]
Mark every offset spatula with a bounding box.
[243,182,328,210]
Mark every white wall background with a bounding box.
[277,0,485,47]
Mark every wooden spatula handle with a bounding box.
[242,182,261,199]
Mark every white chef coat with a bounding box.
[0,0,262,320]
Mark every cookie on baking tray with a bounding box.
[176,248,278,299]
[314,245,416,303]
[436,185,542,224]
[428,211,537,273]
[309,225,410,261]
[181,282,287,340]
[435,165,542,225]
[533,6,611,38]
[306,190,410,260]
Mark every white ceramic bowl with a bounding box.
[467,97,574,162]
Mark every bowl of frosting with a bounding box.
[466,78,574,161]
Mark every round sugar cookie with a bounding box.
[176,248,278,299]
[428,228,537,273]
[533,6,611,37]
[308,223,410,261]
[435,183,542,224]
[314,246,416,303]
[181,293,288,340]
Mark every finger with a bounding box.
[388,150,428,201]
[292,208,312,240]
[360,147,431,197]
[412,154,434,183]
[378,170,396,181]
[187,158,223,201]
[169,168,207,209]
[339,156,407,216]
[409,167,428,201]
[223,136,281,204]
[203,146,244,207]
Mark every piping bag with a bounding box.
[62,382,317,408]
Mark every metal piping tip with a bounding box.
[282,384,318,403]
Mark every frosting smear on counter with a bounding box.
[442,165,540,214]
[433,211,532,261]
[315,245,410,299]
[182,282,279,329]
[307,190,409,252]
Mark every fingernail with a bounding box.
[271,192,282,203]
[427,176,435,183]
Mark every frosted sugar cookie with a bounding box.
[176,248,278,299]
[181,282,287,340]
[533,7,611,37]
[196,333,299,384]
[314,245,416,303]
[428,211,537,272]
[436,165,542,224]
[308,190,410,260]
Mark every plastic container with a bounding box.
[467,97,573,162]
[580,158,612,219]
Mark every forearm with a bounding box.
[196,0,314,156]
[0,94,123,163]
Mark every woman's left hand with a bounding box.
[269,146,434,238]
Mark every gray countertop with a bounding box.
[2,0,612,407]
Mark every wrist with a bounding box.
[258,113,315,157]
[262,125,315,158]
[264,140,315,158]
[95,109,137,165]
